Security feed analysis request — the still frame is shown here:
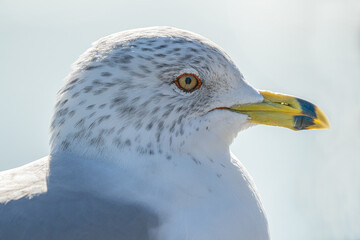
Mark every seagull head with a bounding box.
[50,27,329,160]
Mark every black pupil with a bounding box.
[185,77,192,85]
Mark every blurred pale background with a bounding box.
[1,0,359,239]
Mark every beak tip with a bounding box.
[313,106,330,130]
[296,98,330,131]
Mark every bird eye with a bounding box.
[174,73,202,92]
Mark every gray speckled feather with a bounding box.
[0,27,269,240]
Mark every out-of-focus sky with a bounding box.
[1,0,359,239]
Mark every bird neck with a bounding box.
[50,125,231,167]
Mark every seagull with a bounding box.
[0,27,329,240]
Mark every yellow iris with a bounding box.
[174,73,202,92]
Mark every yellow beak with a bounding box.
[230,90,330,131]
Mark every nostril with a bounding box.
[279,102,292,107]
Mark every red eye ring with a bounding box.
[174,73,202,92]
